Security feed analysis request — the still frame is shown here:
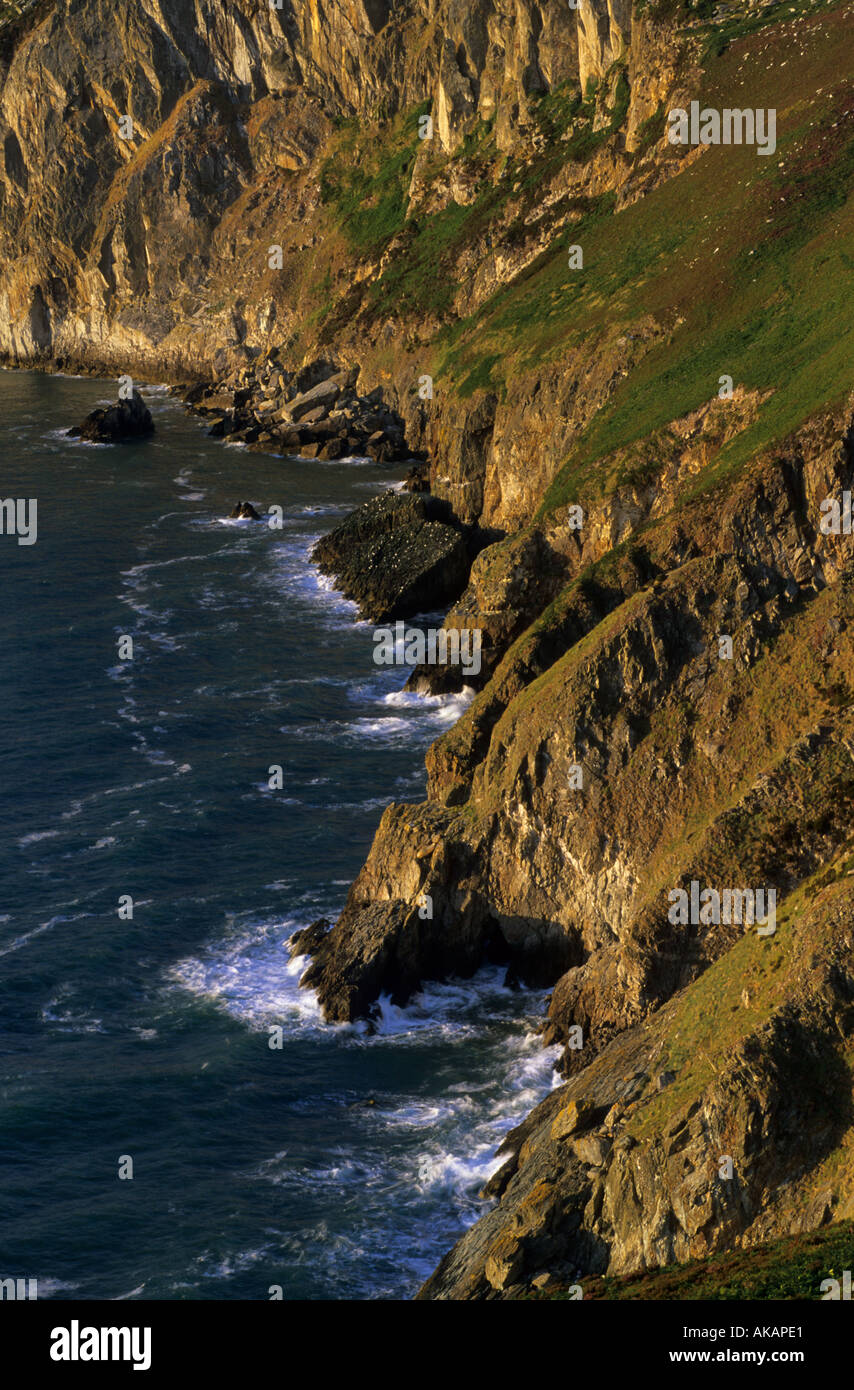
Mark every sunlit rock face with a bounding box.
[576,0,632,92]
[0,0,585,367]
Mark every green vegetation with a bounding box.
[637,0,831,62]
[318,103,429,256]
[631,101,668,159]
[309,1,851,526]
[529,67,630,167]
[317,65,636,332]
[694,0,840,64]
[531,10,854,511]
[371,198,486,318]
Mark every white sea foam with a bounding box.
[41,996,105,1034]
[233,964,559,1296]
[169,924,552,1067]
[384,685,475,718]
[167,922,326,1033]
[120,545,238,581]
[262,536,364,629]
[249,785,302,803]
[346,671,474,726]
[293,503,352,517]
[17,828,62,848]
[59,773,176,819]
[312,453,375,467]
[49,431,111,448]
[324,796,393,813]
[352,476,404,488]
[148,631,184,652]
[285,701,466,748]
[0,910,92,960]
[190,1244,278,1282]
[35,1278,81,1298]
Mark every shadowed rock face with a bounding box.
[228,501,261,519]
[311,491,474,622]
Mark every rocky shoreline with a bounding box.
[29,348,854,1299]
[172,355,489,624]
[179,355,420,465]
[288,395,854,1297]
[164,355,504,630]
[3,0,854,1305]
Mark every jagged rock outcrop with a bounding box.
[299,385,854,1289]
[577,0,632,93]
[188,354,417,459]
[68,387,153,442]
[0,0,688,385]
[300,402,854,1052]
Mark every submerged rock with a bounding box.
[68,389,154,443]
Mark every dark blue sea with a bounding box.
[0,370,557,1300]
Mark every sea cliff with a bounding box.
[3,0,854,1297]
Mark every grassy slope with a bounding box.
[308,69,633,336]
[308,2,854,1301]
[458,1,853,514]
[309,2,852,522]
[630,851,854,1233]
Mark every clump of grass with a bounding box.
[632,102,667,159]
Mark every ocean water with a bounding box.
[0,370,558,1300]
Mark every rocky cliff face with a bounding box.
[577,0,631,91]
[418,857,854,1296]
[0,0,682,390]
[4,0,854,1299]
[300,401,854,1031]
